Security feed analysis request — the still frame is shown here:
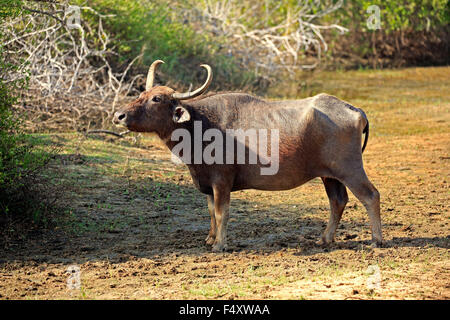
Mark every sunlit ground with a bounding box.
[0,66,449,299]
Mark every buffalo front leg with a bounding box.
[211,184,231,252]
[318,177,349,245]
[205,194,216,245]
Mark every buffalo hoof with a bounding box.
[370,240,383,248]
[212,242,227,253]
[316,237,333,246]
[205,234,216,245]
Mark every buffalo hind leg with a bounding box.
[205,194,216,245]
[211,184,231,252]
[340,169,382,247]
[318,177,349,245]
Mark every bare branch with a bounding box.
[86,129,131,138]
[2,2,142,132]
[180,0,348,75]
[22,6,64,23]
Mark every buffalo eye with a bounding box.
[152,96,161,103]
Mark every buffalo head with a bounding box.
[113,60,212,133]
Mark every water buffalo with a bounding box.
[113,60,382,252]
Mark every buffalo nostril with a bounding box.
[118,113,126,121]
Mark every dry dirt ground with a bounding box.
[0,67,449,300]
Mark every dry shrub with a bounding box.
[2,2,143,132]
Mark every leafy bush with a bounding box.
[0,0,21,19]
[304,0,448,69]
[337,0,449,32]
[0,0,55,223]
[74,0,258,92]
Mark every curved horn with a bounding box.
[172,64,213,100]
[146,60,165,91]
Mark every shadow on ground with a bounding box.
[1,164,448,267]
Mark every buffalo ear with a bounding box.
[172,106,191,123]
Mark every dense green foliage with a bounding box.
[0,0,21,19]
[74,0,258,91]
[324,0,449,68]
[339,0,449,32]
[0,0,52,218]
[230,0,449,32]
